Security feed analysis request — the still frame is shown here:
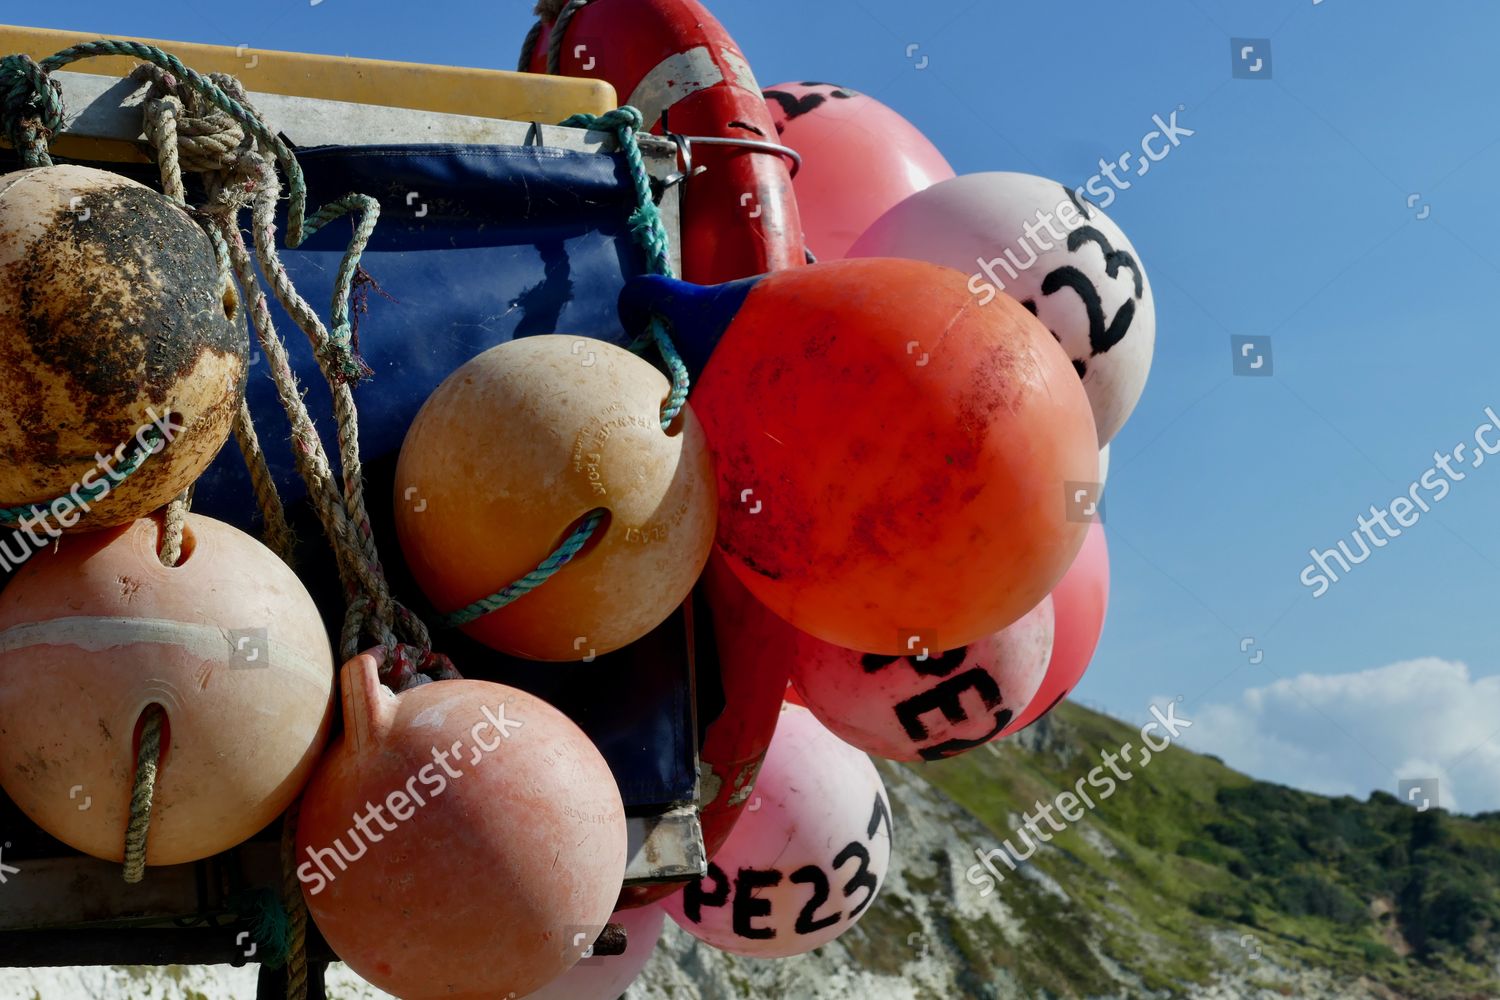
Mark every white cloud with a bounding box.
[1180,658,1500,814]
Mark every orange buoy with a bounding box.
[792,598,1053,761]
[0,514,332,865]
[297,650,627,999]
[692,257,1098,654]
[393,335,716,661]
[0,165,247,530]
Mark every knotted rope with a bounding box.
[0,52,63,167]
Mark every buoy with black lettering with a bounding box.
[0,514,332,864]
[689,257,1097,654]
[0,165,248,530]
[662,704,892,958]
[792,598,1054,761]
[394,335,716,661]
[848,171,1155,445]
[296,649,627,999]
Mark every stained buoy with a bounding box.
[527,904,667,1000]
[394,335,716,661]
[691,258,1097,654]
[0,166,248,530]
[663,704,892,957]
[763,81,954,260]
[0,514,332,864]
[297,650,627,999]
[848,171,1155,445]
[792,598,1053,761]
[1005,521,1110,735]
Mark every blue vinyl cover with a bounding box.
[3,143,699,810]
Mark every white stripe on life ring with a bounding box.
[628,46,724,130]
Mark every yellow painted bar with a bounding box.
[0,24,614,123]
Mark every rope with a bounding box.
[547,0,595,77]
[0,52,63,167]
[441,509,605,628]
[157,492,191,567]
[279,799,309,999]
[233,400,297,564]
[0,426,168,529]
[559,106,689,428]
[122,703,166,884]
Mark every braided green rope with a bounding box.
[0,52,64,167]
[561,106,690,429]
[0,426,168,529]
[440,509,605,628]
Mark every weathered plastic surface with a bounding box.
[528,903,666,1000]
[394,336,716,661]
[792,597,1053,761]
[0,514,332,864]
[297,651,626,999]
[663,704,892,957]
[693,257,1099,655]
[0,165,246,529]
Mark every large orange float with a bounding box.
[690,257,1099,654]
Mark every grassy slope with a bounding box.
[911,702,1500,999]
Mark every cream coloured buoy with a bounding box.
[394,335,716,661]
[0,514,333,865]
[0,165,248,530]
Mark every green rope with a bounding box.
[0,52,64,167]
[561,106,690,430]
[440,509,605,628]
[0,425,168,529]
[441,107,691,634]
[2,40,373,384]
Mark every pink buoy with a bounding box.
[662,704,892,958]
[764,82,954,260]
[792,598,1053,761]
[527,904,667,1000]
[1004,522,1110,735]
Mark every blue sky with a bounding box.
[19,0,1500,809]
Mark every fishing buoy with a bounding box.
[393,335,716,661]
[663,704,892,958]
[297,650,627,999]
[1005,521,1110,735]
[527,904,667,1000]
[792,598,1053,761]
[692,258,1097,654]
[848,171,1155,445]
[0,166,248,530]
[763,82,954,260]
[0,514,332,865]
[618,551,794,910]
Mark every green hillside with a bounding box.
[903,701,1500,998]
